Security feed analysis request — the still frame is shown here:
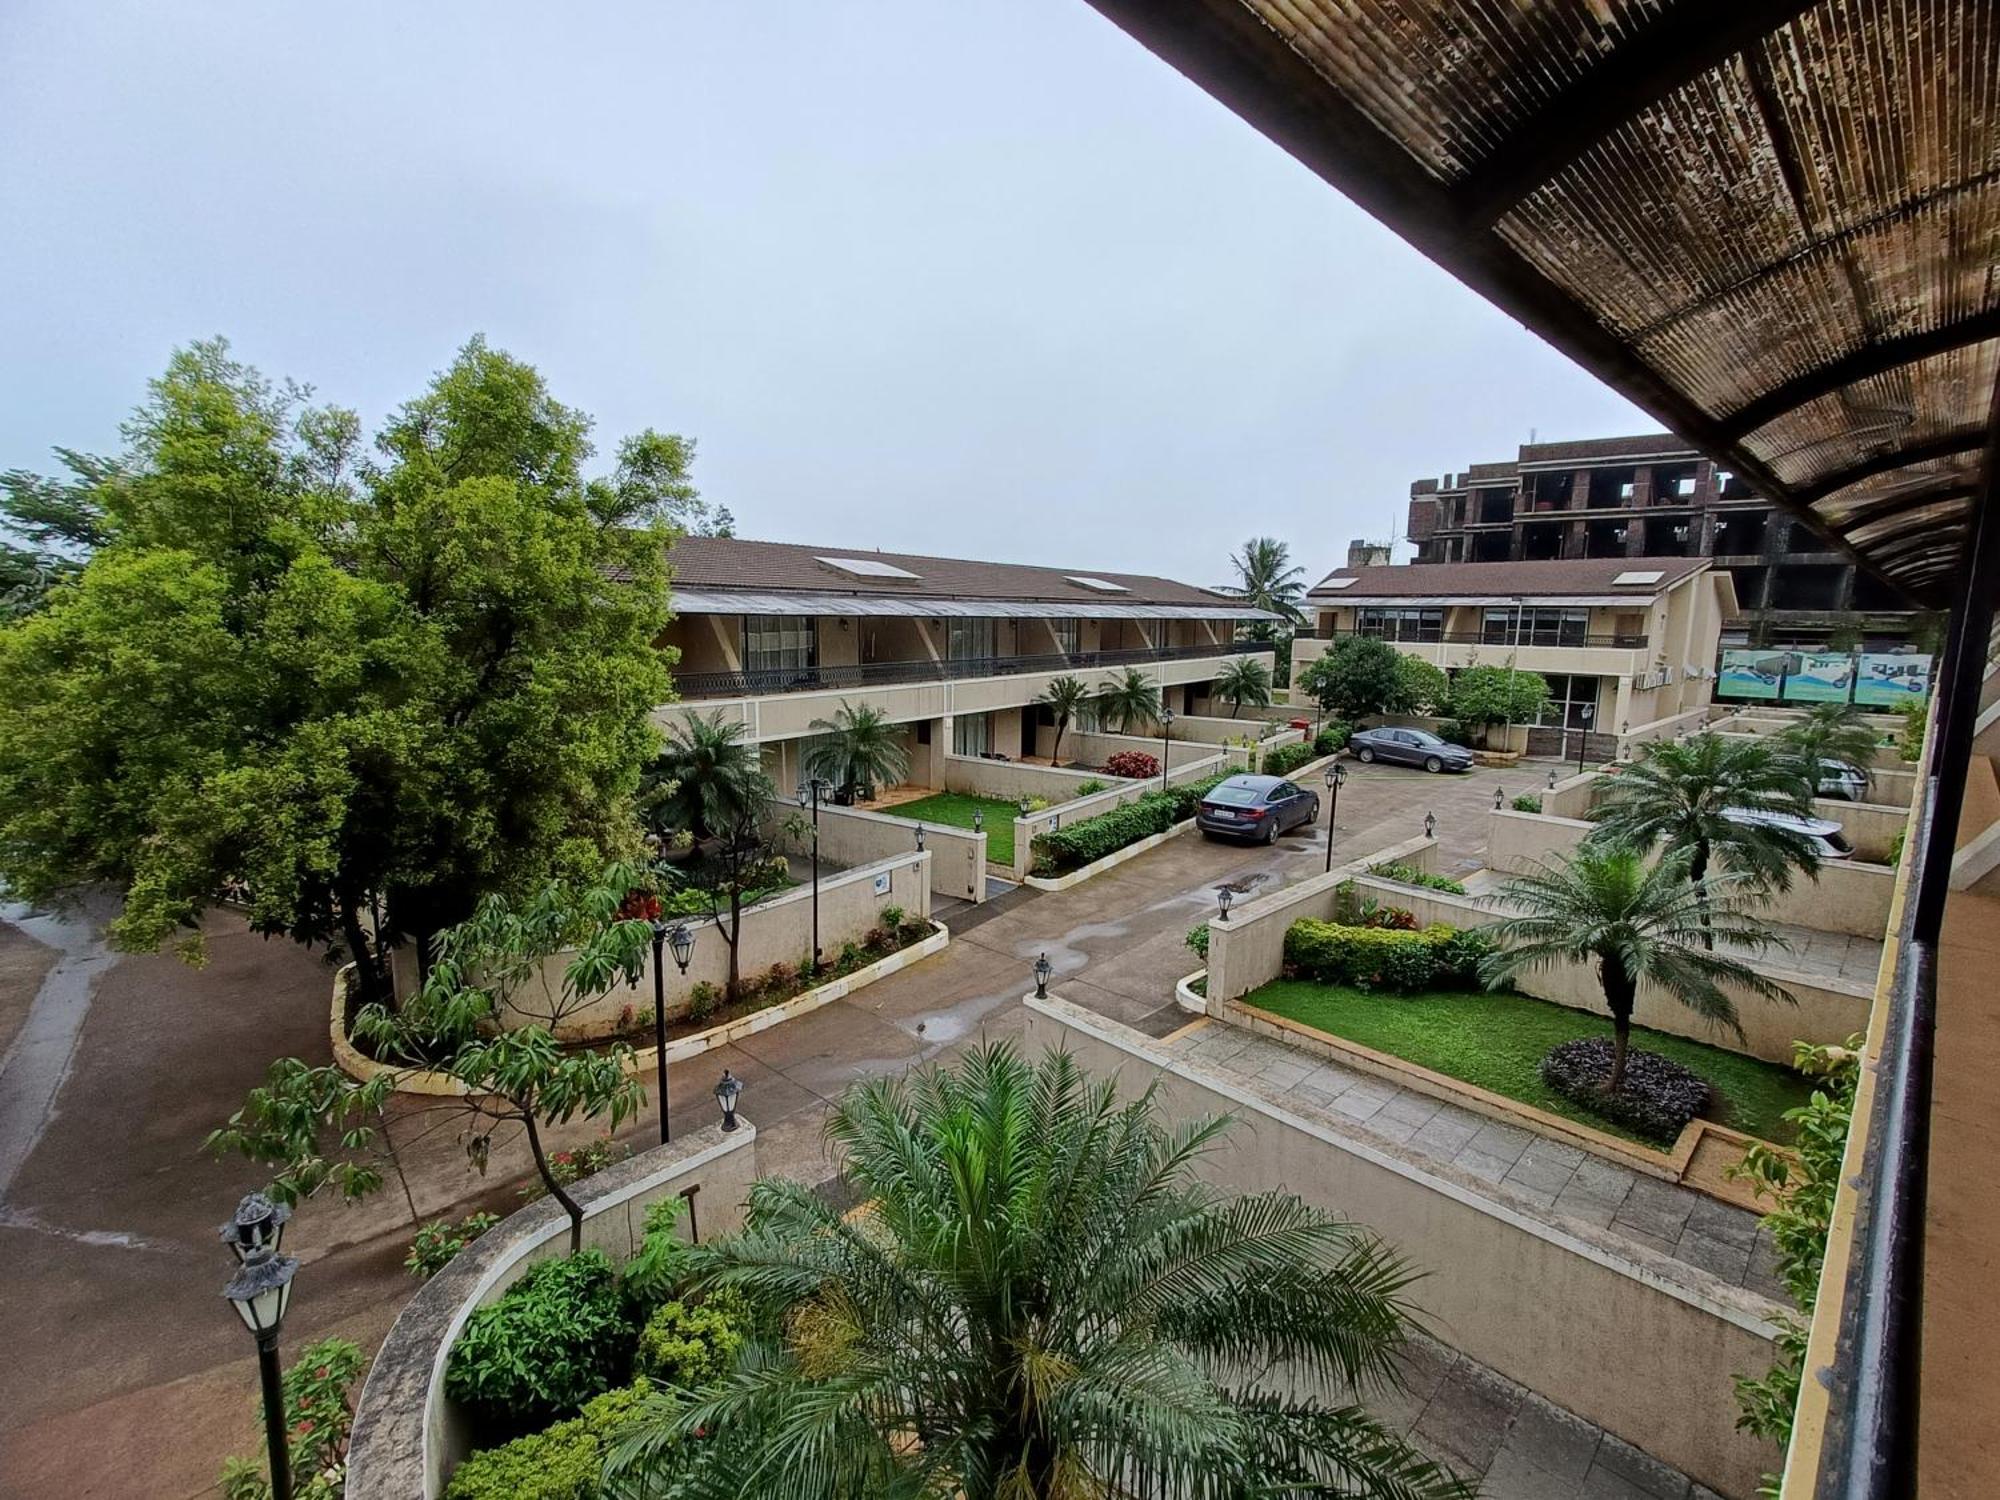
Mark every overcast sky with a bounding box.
[0,1,1654,590]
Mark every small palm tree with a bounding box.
[1480,847,1794,1090]
[1773,703,1879,794]
[802,701,910,802]
[1214,655,1273,717]
[646,711,766,842]
[1588,733,1819,946]
[1040,674,1091,763]
[606,1043,1470,1500]
[1094,667,1162,735]
[1225,536,1307,641]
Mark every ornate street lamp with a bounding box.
[649,921,694,1144]
[1494,785,1504,810]
[797,777,831,969]
[221,1204,301,1500]
[915,823,926,852]
[1033,952,1053,998]
[1424,811,1437,840]
[1576,703,1598,777]
[1216,886,1233,923]
[1548,767,1560,790]
[1322,762,1347,873]
[715,1070,743,1132]
[1158,707,1175,792]
[972,809,984,835]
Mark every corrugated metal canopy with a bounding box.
[1085,0,2000,607]
[669,587,1281,622]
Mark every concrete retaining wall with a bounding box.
[1020,998,1779,1500]
[1041,727,1222,771]
[936,752,1128,806]
[345,1122,759,1500]
[771,798,984,904]
[1010,750,1232,880]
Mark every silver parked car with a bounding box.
[1348,726,1476,774]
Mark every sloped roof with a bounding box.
[1307,556,1709,602]
[1085,0,2000,606]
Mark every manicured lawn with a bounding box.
[887,792,1020,869]
[1242,979,1814,1146]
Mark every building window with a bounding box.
[1051,618,1080,657]
[1480,607,1588,648]
[1356,607,1443,643]
[947,619,997,661]
[1535,673,1602,728]
[952,712,990,756]
[742,615,816,675]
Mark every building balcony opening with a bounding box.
[1723,564,1769,612]
[1641,520,1692,557]
[1476,486,1514,524]
[1587,466,1637,508]
[1851,573,1908,612]
[1528,471,1572,510]
[1711,509,1769,556]
[1770,564,1847,612]
[1471,530,1512,561]
[1584,519,1627,557]
[1651,462,1697,504]
[1714,466,1755,500]
[1521,521,1563,560]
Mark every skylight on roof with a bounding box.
[817,556,921,580]
[1320,577,1359,590]
[1065,575,1129,593]
[1612,569,1665,586]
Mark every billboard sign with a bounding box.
[1717,649,1786,700]
[1853,653,1933,706]
[1715,648,1932,705]
[1784,652,1858,703]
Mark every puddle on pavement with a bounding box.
[1015,919,1130,976]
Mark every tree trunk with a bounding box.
[1690,840,1715,950]
[1052,721,1066,764]
[522,1110,584,1255]
[1600,952,1638,1092]
[337,892,384,1006]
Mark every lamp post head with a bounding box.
[1332,762,1347,787]
[972,810,984,833]
[1548,768,1559,789]
[914,824,925,852]
[219,1192,290,1263]
[1494,786,1504,809]
[667,922,694,974]
[1161,708,1175,725]
[1216,886,1233,921]
[1424,811,1437,839]
[223,1245,298,1339]
[1033,952,1053,997]
[715,1069,743,1131]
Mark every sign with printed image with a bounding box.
[1717,649,1786,700]
[1853,653,1932,706]
[1783,652,1857,703]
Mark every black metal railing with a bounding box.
[1306,627,1650,649]
[673,641,1266,700]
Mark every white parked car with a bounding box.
[1812,758,1870,801]
[1723,807,1854,859]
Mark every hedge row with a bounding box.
[1260,741,1318,776]
[1282,918,1494,994]
[1030,773,1230,876]
[1366,861,1467,895]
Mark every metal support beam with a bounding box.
[1717,312,2000,442]
[1794,432,1990,508]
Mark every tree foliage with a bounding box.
[1214,655,1273,716]
[0,447,114,616]
[1224,536,1307,638]
[1296,636,1405,720]
[1093,666,1162,735]
[606,1042,1470,1500]
[0,337,689,990]
[802,701,911,801]
[1394,655,1450,716]
[1443,664,1548,745]
[1773,704,1880,790]
[1039,674,1091,762]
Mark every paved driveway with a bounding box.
[0,754,1531,1497]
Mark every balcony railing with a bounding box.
[673,641,1263,700]
[1305,627,1650,649]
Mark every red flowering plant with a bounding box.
[617,889,664,923]
[218,1337,364,1499]
[1104,750,1160,780]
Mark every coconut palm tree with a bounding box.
[1587,733,1820,946]
[605,1043,1470,1500]
[1480,847,1794,1090]
[646,711,767,843]
[1772,703,1880,795]
[1039,674,1091,763]
[1225,536,1308,641]
[802,701,911,803]
[1214,655,1273,717]
[1093,667,1162,736]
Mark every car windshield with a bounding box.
[1207,785,1262,806]
[1407,730,1443,747]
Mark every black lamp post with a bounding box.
[1494,785,1504,810]
[1158,707,1175,792]
[1576,703,1597,777]
[1548,766,1560,790]
[715,1069,743,1132]
[1424,810,1437,840]
[1033,952,1053,998]
[221,1194,300,1500]
[651,921,694,1144]
[915,823,925,853]
[797,777,830,969]
[1322,762,1346,872]
[1216,886,1233,923]
[973,809,984,837]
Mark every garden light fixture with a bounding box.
[915,824,925,852]
[1216,886,1233,922]
[1494,786,1504,810]
[218,1191,290,1263]
[1577,703,1598,777]
[667,922,694,974]
[1158,708,1175,792]
[1322,762,1346,872]
[221,1209,301,1500]
[715,1069,743,1132]
[1548,767,1559,789]
[649,919,693,1145]
[972,809,984,834]
[1033,952,1053,998]
[1424,811,1436,840]
[798,776,830,970]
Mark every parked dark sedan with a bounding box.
[1196,774,1321,844]
[1349,725,1476,774]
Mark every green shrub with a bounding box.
[635,1287,749,1387]
[879,904,905,932]
[407,1211,501,1280]
[1074,778,1107,797]
[442,1380,657,1500]
[1029,773,1235,876]
[685,981,720,1022]
[1260,741,1316,776]
[445,1250,635,1432]
[1367,862,1466,895]
[521,1136,632,1202]
[1435,719,1474,747]
[1312,722,1352,757]
[1510,793,1544,814]
[1896,697,1926,763]
[1165,772,1230,822]
[1433,927,1497,987]
[1281,918,1472,994]
[1185,922,1210,960]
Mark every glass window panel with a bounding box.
[952,712,990,756]
[742,615,816,675]
[948,619,997,661]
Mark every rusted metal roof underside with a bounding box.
[1085,0,2000,607]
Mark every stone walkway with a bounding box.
[1165,1020,1789,1306]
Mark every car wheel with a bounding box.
[1263,819,1280,845]
[1356,746,1375,763]
[1424,755,1443,773]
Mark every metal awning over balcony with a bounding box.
[1084,0,2000,607]
[669,587,1280,622]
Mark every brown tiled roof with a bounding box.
[1307,556,1708,601]
[664,535,1243,609]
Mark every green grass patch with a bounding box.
[887,792,1020,869]
[1241,979,1813,1146]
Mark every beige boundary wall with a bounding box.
[769,798,983,904]
[345,1122,759,1500]
[1021,997,1781,1499]
[1007,747,1236,880]
[937,752,1130,806]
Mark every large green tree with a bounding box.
[0,447,114,615]
[1444,663,1550,747]
[0,337,688,997]
[608,1043,1469,1500]
[1296,636,1405,720]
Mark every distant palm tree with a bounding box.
[1094,667,1162,735]
[1773,703,1880,795]
[1587,733,1819,946]
[1480,847,1793,1090]
[1225,536,1308,641]
[1040,674,1091,763]
[802,701,911,803]
[606,1043,1470,1500]
[646,711,767,842]
[1215,655,1273,716]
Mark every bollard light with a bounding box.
[915,824,925,852]
[1033,952,1053,998]
[972,809,984,834]
[715,1070,743,1132]
[1217,886,1233,922]
[1494,786,1503,810]
[1424,811,1436,839]
[1548,767,1559,789]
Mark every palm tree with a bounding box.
[1773,703,1880,795]
[1214,655,1273,717]
[606,1043,1470,1500]
[1094,667,1162,735]
[1225,536,1307,642]
[802,701,910,803]
[1040,674,1091,763]
[646,711,767,842]
[1587,733,1820,946]
[1479,847,1794,1090]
